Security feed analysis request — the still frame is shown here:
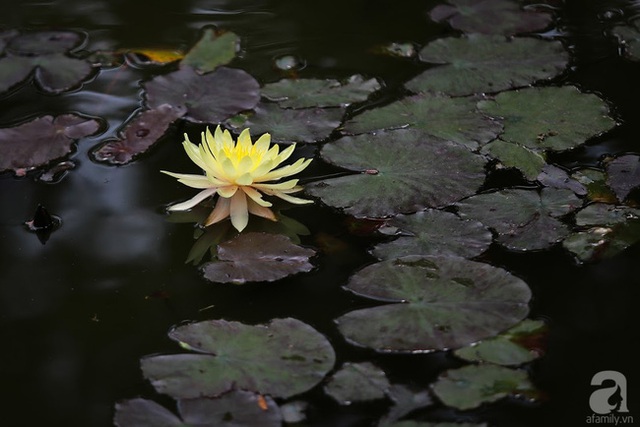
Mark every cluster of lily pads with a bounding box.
[3,0,640,426]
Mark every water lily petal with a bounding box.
[230,191,249,232]
[161,171,215,188]
[253,133,271,154]
[247,198,277,221]
[182,137,208,172]
[204,196,231,226]
[242,186,272,207]
[250,158,276,178]
[167,187,217,211]
[238,128,252,153]
[221,158,237,180]
[255,158,312,182]
[265,189,314,205]
[274,143,296,165]
[253,179,299,191]
[218,185,238,198]
[237,155,254,174]
[236,172,253,186]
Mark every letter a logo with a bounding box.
[589,371,629,414]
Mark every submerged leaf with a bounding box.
[605,154,640,202]
[324,362,390,404]
[181,28,239,74]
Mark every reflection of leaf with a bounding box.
[335,255,531,352]
[141,318,335,399]
[429,0,552,35]
[262,75,381,108]
[324,362,390,405]
[0,114,101,173]
[606,155,640,202]
[307,130,487,218]
[432,364,535,410]
[481,140,546,181]
[144,66,260,123]
[181,28,239,74]
[343,94,501,150]
[406,35,567,96]
[91,104,185,165]
[201,232,315,284]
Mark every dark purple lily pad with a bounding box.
[0,114,101,174]
[91,104,186,165]
[144,66,260,123]
[430,0,553,36]
[537,164,587,195]
[7,30,84,55]
[201,232,316,284]
[605,154,640,202]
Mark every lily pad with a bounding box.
[228,102,344,143]
[481,140,546,181]
[141,318,335,399]
[372,209,492,260]
[454,319,547,366]
[571,169,617,203]
[537,164,587,195]
[262,75,381,108]
[614,24,640,61]
[200,232,316,284]
[7,30,83,55]
[478,86,616,151]
[114,391,282,427]
[605,155,640,202]
[306,130,487,218]
[335,255,532,352]
[432,364,535,410]
[456,188,581,251]
[379,384,434,425]
[324,362,390,405]
[429,0,553,35]
[343,94,502,149]
[144,66,260,123]
[406,35,567,96]
[0,114,101,174]
[181,28,239,74]
[91,104,186,165]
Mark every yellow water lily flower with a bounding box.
[162,126,313,232]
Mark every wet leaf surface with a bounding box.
[481,140,546,181]
[181,28,239,74]
[324,362,390,404]
[262,75,381,108]
[343,94,502,150]
[200,232,315,284]
[572,169,617,203]
[406,35,567,96]
[432,364,535,410]
[141,318,335,399]
[537,164,587,195]
[7,30,83,55]
[478,86,616,151]
[429,0,553,35]
[372,210,492,260]
[0,114,101,173]
[379,384,434,425]
[144,66,260,123]
[605,154,640,201]
[335,255,531,352]
[91,104,186,164]
[456,188,581,251]
[307,130,487,217]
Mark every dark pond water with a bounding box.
[1,0,639,426]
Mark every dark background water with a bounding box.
[0,0,639,426]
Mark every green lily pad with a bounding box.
[372,209,492,260]
[478,86,616,151]
[379,384,434,425]
[605,155,640,202]
[7,30,83,55]
[343,94,502,150]
[0,114,101,174]
[406,35,567,96]
[262,74,381,108]
[324,362,390,404]
[335,255,531,352]
[432,364,535,410]
[306,130,487,218]
[481,139,546,181]
[537,164,587,195]
[614,24,640,61]
[114,391,282,427]
[200,232,316,284]
[571,169,617,203]
[429,0,553,35]
[141,318,335,399]
[574,203,640,227]
[92,104,186,164]
[456,188,581,251]
[228,102,344,143]
[181,28,239,74]
[454,319,547,366]
[144,66,260,123]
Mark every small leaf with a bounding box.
[482,139,546,181]
[324,362,391,404]
[605,154,640,202]
[537,164,587,195]
[181,28,239,74]
[114,398,182,427]
[32,54,95,93]
[379,384,434,424]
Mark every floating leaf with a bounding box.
[575,203,640,227]
[144,66,260,123]
[379,384,434,425]
[406,35,567,96]
[324,362,390,405]
[32,54,94,93]
[571,169,617,203]
[343,94,501,150]
[141,318,335,399]
[307,130,487,218]
[537,164,587,195]
[432,364,535,410]
[429,0,552,35]
[0,56,34,93]
[454,319,547,366]
[614,24,640,61]
[7,30,83,55]
[228,102,344,143]
[0,114,101,174]
[481,140,546,181]
[91,104,186,165]
[200,232,315,284]
[372,210,492,260]
[335,255,531,353]
[121,48,185,64]
[262,75,381,108]
[114,398,183,427]
[456,188,581,251]
[181,29,239,74]
[478,86,616,151]
[605,155,640,202]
